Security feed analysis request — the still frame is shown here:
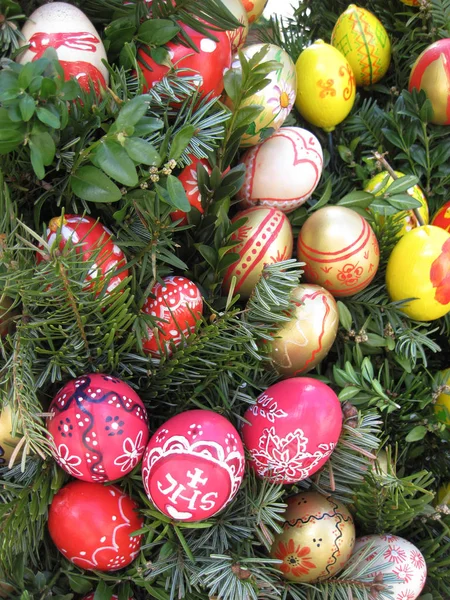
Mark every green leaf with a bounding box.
[338,386,361,402]
[18,61,46,89]
[133,116,164,137]
[195,244,217,269]
[337,301,352,331]
[29,139,45,180]
[123,137,161,166]
[151,46,171,65]
[94,581,113,600]
[167,174,190,211]
[36,106,60,129]
[40,77,57,99]
[115,95,151,130]
[170,125,196,161]
[93,140,138,186]
[0,130,25,154]
[338,191,374,208]
[138,19,180,45]
[29,132,55,166]
[71,166,122,203]
[388,193,422,211]
[67,573,92,594]
[223,69,242,105]
[385,175,419,195]
[405,426,427,443]
[19,94,35,121]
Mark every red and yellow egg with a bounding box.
[432,201,450,232]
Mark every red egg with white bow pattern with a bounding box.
[37,215,128,295]
[137,25,232,99]
[142,409,245,521]
[48,481,143,571]
[170,157,211,225]
[18,3,108,94]
[142,276,203,357]
[241,378,342,484]
[47,373,149,482]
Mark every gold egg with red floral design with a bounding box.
[222,0,249,52]
[409,38,450,125]
[268,284,339,377]
[222,207,293,299]
[432,201,450,233]
[270,492,355,583]
[297,206,380,297]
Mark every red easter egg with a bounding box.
[241,378,342,484]
[137,25,232,98]
[37,215,128,295]
[170,157,211,224]
[142,276,203,357]
[142,409,245,521]
[409,38,450,125]
[47,373,149,482]
[48,480,143,571]
[222,207,294,299]
[432,201,450,232]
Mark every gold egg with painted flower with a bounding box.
[225,43,297,148]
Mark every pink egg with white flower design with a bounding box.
[225,43,297,148]
[347,534,427,600]
[142,409,245,521]
[47,374,149,482]
[142,276,203,357]
[237,127,323,213]
[241,377,342,484]
[18,3,108,94]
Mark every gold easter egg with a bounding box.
[222,0,249,52]
[0,404,22,467]
[365,171,429,237]
[434,368,450,426]
[271,492,355,583]
[295,39,356,131]
[386,225,450,321]
[242,0,268,24]
[269,284,339,377]
[331,4,391,86]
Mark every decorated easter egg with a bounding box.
[138,25,231,99]
[223,0,249,52]
[434,368,450,425]
[237,127,323,212]
[432,201,450,232]
[409,38,450,125]
[48,481,143,571]
[0,404,23,468]
[37,215,128,295]
[268,284,339,377]
[222,207,293,299]
[142,276,203,357]
[331,5,391,86]
[400,0,420,5]
[170,157,211,225]
[142,409,245,521]
[365,170,429,236]
[226,44,296,147]
[386,225,450,321]
[242,0,269,23]
[271,492,355,583]
[295,40,356,131]
[297,206,380,297]
[347,534,427,600]
[241,378,342,484]
[18,2,108,93]
[47,373,149,482]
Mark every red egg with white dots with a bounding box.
[142,276,203,357]
[137,25,232,98]
[37,214,128,295]
[48,480,143,571]
[170,156,211,225]
[142,409,245,521]
[47,373,149,482]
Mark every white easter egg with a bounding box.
[18,2,109,93]
[348,534,427,600]
[237,126,324,213]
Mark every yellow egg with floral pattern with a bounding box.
[295,40,356,132]
[331,5,391,86]
[226,43,297,147]
[365,171,429,236]
[0,404,22,467]
[434,368,450,425]
[271,492,355,583]
[241,0,268,24]
[222,0,249,52]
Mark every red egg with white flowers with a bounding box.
[18,3,108,94]
[241,378,342,484]
[170,157,211,225]
[142,409,245,521]
[47,373,149,482]
[37,214,128,295]
[48,480,143,571]
[432,201,450,233]
[142,276,203,357]
[137,25,232,98]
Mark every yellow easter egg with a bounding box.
[436,482,450,505]
[227,44,297,147]
[434,368,450,426]
[295,40,356,132]
[242,0,268,24]
[222,0,249,52]
[365,171,429,236]
[386,225,450,321]
[0,404,22,467]
[331,5,391,86]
